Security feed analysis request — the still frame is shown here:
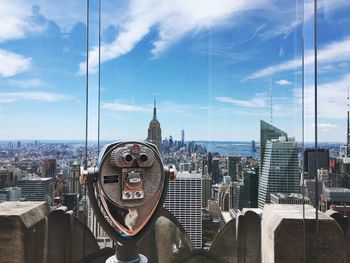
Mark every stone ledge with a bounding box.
[262,204,344,263]
[0,201,49,228]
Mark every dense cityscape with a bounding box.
[1,100,350,252]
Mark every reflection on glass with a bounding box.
[0,0,349,262]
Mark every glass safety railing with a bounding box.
[1,0,350,262]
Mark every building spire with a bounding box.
[347,86,350,145]
[153,97,157,120]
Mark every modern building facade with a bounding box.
[303,148,329,179]
[179,162,191,172]
[69,161,81,196]
[333,156,350,188]
[258,136,300,209]
[17,175,54,204]
[212,158,221,184]
[146,99,162,152]
[0,168,13,189]
[62,193,79,213]
[212,180,241,213]
[239,167,259,209]
[260,120,287,176]
[207,152,213,175]
[202,175,212,208]
[320,187,350,213]
[270,193,310,205]
[227,156,240,181]
[164,172,202,249]
[181,129,185,148]
[0,187,21,202]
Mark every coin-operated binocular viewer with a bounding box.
[81,141,175,263]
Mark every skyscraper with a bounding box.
[207,152,213,175]
[211,157,221,184]
[202,175,212,208]
[147,99,162,152]
[181,129,185,148]
[251,140,257,153]
[239,167,259,209]
[333,93,350,188]
[260,120,287,175]
[62,193,79,214]
[227,156,240,181]
[304,148,329,179]
[217,181,240,212]
[42,159,57,179]
[0,169,13,189]
[164,172,202,248]
[69,160,82,197]
[258,136,300,209]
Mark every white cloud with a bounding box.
[0,1,35,42]
[102,102,149,112]
[275,79,292,86]
[79,0,270,74]
[0,92,71,103]
[0,49,32,77]
[295,73,350,119]
[0,1,131,38]
[246,36,350,80]
[0,1,54,43]
[216,94,266,108]
[0,1,86,40]
[160,101,209,116]
[102,100,209,118]
[34,1,85,33]
[311,123,339,132]
[261,0,350,40]
[8,78,47,88]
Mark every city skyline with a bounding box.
[1,1,350,142]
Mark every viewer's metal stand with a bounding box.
[106,242,147,263]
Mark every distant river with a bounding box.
[196,141,342,159]
[196,141,259,158]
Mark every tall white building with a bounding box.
[258,136,300,209]
[86,196,113,248]
[164,172,202,248]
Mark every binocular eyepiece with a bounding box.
[122,152,149,164]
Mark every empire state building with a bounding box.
[147,99,162,152]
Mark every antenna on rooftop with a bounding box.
[270,78,273,124]
[347,86,350,145]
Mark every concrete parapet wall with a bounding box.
[0,202,49,262]
[326,210,350,262]
[262,204,345,263]
[0,202,103,263]
[210,217,238,263]
[237,209,261,263]
[0,202,349,263]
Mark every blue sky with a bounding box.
[0,0,350,142]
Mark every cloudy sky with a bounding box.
[0,0,350,142]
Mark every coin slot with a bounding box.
[103,175,119,184]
